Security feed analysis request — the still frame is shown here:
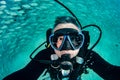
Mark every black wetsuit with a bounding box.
[3,48,120,80]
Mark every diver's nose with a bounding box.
[61,38,74,50]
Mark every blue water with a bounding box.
[0,0,120,80]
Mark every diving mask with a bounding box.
[49,28,84,51]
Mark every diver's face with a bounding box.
[53,23,80,58]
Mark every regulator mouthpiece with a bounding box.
[60,54,73,76]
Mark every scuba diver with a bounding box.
[3,0,120,80]
[3,16,120,80]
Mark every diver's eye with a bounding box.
[57,36,64,41]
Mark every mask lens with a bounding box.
[49,34,65,50]
[49,33,84,50]
[69,33,84,49]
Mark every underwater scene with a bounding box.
[0,0,120,80]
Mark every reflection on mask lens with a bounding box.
[69,34,83,49]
